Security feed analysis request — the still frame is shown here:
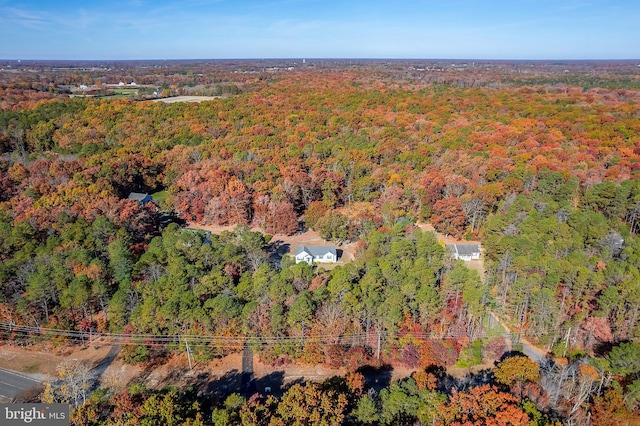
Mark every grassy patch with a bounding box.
[22,364,40,374]
[113,89,139,95]
[455,340,483,368]
[96,88,139,99]
[151,190,169,203]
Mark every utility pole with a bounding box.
[184,336,193,370]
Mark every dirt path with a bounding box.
[0,341,417,398]
[0,344,114,376]
[488,313,548,363]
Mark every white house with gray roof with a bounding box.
[295,246,337,264]
[446,243,481,261]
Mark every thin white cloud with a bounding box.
[1,7,52,29]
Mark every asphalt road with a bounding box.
[0,368,43,402]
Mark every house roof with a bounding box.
[446,243,480,256]
[128,192,151,202]
[296,246,337,257]
[184,228,212,244]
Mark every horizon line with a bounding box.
[2,57,640,63]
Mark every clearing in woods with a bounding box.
[152,96,222,103]
[186,223,358,269]
[415,223,484,279]
[186,221,484,274]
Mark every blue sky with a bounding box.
[1,0,639,60]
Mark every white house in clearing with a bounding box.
[295,246,337,265]
[446,243,481,261]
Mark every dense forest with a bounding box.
[1,61,639,424]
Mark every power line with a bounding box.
[0,321,487,349]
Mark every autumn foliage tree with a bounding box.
[436,384,530,426]
[493,355,541,401]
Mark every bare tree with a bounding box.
[600,231,624,258]
[315,302,349,343]
[461,196,486,233]
[626,202,640,234]
[42,360,95,408]
[541,360,600,425]
[100,368,126,393]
